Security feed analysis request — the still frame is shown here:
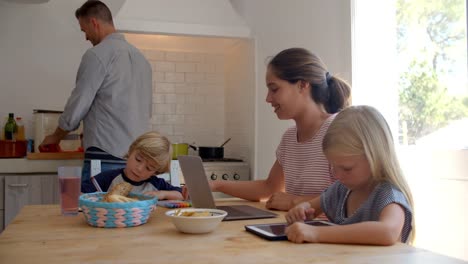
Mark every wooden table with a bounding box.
[0,200,465,264]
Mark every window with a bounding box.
[353,0,468,261]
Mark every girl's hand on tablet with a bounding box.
[285,201,315,224]
[285,222,319,243]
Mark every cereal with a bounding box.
[175,210,212,217]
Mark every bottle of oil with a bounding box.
[0,116,5,140]
[4,113,17,140]
[14,117,25,141]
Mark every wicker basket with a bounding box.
[79,192,158,228]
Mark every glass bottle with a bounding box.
[4,113,17,140]
[0,116,5,140]
[15,117,26,141]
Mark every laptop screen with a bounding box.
[177,155,217,209]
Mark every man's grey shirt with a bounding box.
[59,33,152,158]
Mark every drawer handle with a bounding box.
[8,183,29,187]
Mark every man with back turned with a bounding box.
[40,0,153,184]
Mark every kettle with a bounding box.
[172,143,196,160]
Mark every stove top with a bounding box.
[202,158,243,162]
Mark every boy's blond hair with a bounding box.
[125,131,172,174]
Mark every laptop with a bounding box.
[177,155,278,221]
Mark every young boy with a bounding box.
[81,131,183,200]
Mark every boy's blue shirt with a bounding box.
[81,168,182,193]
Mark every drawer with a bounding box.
[0,176,4,210]
[0,210,3,232]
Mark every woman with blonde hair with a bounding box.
[285,105,414,245]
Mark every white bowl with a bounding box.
[165,208,227,234]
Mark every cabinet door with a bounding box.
[0,176,4,232]
[4,174,59,226]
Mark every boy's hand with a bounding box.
[144,191,166,200]
[285,202,316,224]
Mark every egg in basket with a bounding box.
[79,182,158,228]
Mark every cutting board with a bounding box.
[26,152,84,160]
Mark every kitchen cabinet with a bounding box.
[4,174,60,228]
[0,157,81,232]
[0,176,4,231]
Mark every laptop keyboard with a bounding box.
[216,206,246,217]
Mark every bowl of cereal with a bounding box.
[165,208,227,234]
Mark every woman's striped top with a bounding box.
[276,115,336,196]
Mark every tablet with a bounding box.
[245,220,335,241]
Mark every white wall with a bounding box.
[0,0,88,139]
[225,39,256,165]
[231,0,352,179]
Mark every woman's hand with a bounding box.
[265,192,296,211]
[181,185,190,200]
[285,222,319,243]
[285,201,315,224]
[208,180,219,192]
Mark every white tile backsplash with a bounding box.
[196,63,216,73]
[185,73,205,83]
[205,73,223,83]
[143,48,248,156]
[165,52,186,62]
[154,124,173,136]
[152,94,165,103]
[166,114,185,124]
[185,53,204,62]
[164,94,177,104]
[150,115,165,124]
[153,72,165,82]
[153,104,176,115]
[126,36,253,166]
[164,72,185,83]
[155,82,175,93]
[155,61,176,72]
[175,83,194,94]
[175,62,197,73]
[145,50,165,60]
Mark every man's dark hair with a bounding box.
[75,0,113,25]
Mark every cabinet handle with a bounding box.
[8,183,29,187]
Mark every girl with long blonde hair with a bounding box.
[285,105,414,245]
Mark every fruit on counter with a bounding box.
[39,144,62,152]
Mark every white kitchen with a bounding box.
[0,0,467,262]
[0,0,351,226]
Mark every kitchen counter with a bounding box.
[0,200,465,264]
[0,158,82,174]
